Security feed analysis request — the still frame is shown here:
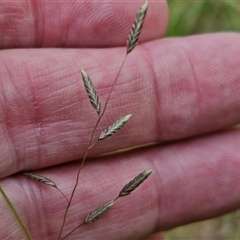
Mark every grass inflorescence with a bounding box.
[0,1,153,239]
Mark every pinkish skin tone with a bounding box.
[0,1,166,48]
[0,1,240,239]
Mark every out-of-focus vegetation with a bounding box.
[166,0,240,37]
[164,210,240,239]
[163,0,240,239]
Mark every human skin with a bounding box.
[0,0,240,239]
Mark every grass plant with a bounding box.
[0,2,152,240]
[2,1,239,239]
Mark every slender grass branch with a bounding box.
[58,55,127,240]
[61,222,84,240]
[61,169,152,239]
[58,2,148,238]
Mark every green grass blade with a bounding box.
[0,186,33,240]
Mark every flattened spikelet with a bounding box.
[24,172,57,187]
[81,69,101,114]
[24,172,68,201]
[119,169,152,197]
[127,1,148,54]
[85,200,114,223]
[99,114,132,140]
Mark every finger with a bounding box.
[1,129,240,239]
[0,33,240,177]
[0,0,168,48]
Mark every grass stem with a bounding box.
[0,186,33,240]
[58,54,127,240]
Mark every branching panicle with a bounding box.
[2,2,152,240]
[61,168,153,239]
[58,2,150,239]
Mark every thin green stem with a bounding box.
[58,54,128,240]
[0,186,33,240]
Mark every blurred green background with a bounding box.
[166,0,240,37]
[163,0,240,239]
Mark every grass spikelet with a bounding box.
[81,69,101,114]
[24,172,57,187]
[118,169,152,197]
[99,114,132,140]
[126,1,148,54]
[23,172,68,202]
[85,200,115,223]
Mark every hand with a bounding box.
[0,1,240,239]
